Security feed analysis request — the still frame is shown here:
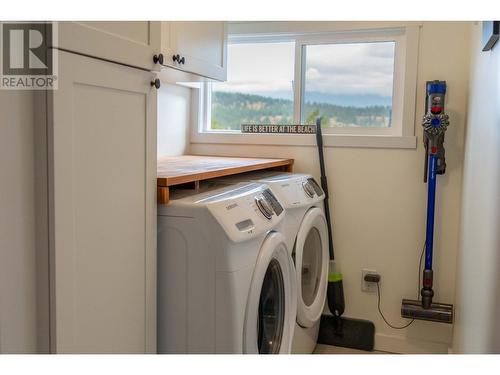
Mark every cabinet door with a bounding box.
[55,22,161,71]
[48,50,157,353]
[162,21,227,81]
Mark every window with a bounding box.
[300,41,395,129]
[194,25,419,148]
[209,41,295,131]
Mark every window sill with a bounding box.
[190,132,417,149]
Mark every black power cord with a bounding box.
[374,243,426,330]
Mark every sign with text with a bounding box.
[241,124,316,134]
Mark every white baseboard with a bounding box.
[375,333,451,354]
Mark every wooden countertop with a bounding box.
[157,155,294,204]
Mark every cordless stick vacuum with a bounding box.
[401,81,453,324]
[315,117,375,351]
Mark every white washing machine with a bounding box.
[157,182,297,354]
[213,172,329,354]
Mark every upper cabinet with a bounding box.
[158,22,227,81]
[54,22,161,71]
[53,21,227,81]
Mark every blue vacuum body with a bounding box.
[401,81,453,324]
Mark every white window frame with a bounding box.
[191,24,420,149]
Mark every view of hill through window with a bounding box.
[210,40,395,131]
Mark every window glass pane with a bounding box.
[301,41,395,128]
[210,41,295,131]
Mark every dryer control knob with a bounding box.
[255,197,273,220]
[302,181,316,198]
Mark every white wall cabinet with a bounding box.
[55,22,161,71]
[160,21,227,81]
[47,50,157,353]
[54,21,227,81]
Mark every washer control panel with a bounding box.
[259,174,325,208]
[202,183,285,243]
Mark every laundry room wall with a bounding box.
[452,22,500,354]
[158,83,191,157]
[0,90,41,353]
[187,22,472,353]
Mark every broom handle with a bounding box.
[315,118,335,261]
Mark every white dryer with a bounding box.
[157,182,297,354]
[213,172,329,354]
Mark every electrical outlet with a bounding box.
[361,269,379,293]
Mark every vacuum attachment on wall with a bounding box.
[401,81,453,324]
[314,117,375,351]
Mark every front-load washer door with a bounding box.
[294,207,329,328]
[243,232,297,354]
